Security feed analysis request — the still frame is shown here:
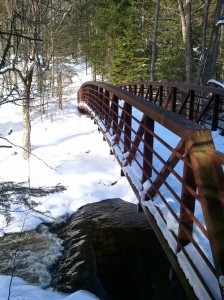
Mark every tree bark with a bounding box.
[185,0,193,83]
[178,0,193,83]
[22,70,33,160]
[150,0,160,81]
[22,96,31,160]
[196,0,211,85]
[201,0,224,85]
[57,71,63,110]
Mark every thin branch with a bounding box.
[0,137,56,171]
[0,67,25,84]
[0,31,43,42]
[0,33,13,69]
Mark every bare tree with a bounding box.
[0,0,46,159]
[200,0,224,85]
[177,0,224,85]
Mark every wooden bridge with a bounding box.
[77,81,224,300]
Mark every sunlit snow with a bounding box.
[0,61,223,300]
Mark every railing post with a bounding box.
[112,95,118,135]
[159,85,163,107]
[211,94,220,131]
[104,90,110,128]
[99,87,104,119]
[171,87,177,113]
[188,130,224,299]
[87,84,92,109]
[124,102,132,153]
[177,150,196,247]
[149,85,153,101]
[95,85,100,114]
[188,90,195,120]
[142,115,154,183]
[138,84,144,98]
[90,84,95,110]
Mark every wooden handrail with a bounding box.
[118,81,224,132]
[118,80,224,95]
[206,149,224,164]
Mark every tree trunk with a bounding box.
[196,0,210,85]
[150,0,160,81]
[85,56,88,75]
[178,0,186,41]
[22,73,32,160]
[178,0,193,83]
[22,96,31,160]
[201,0,224,85]
[185,0,193,83]
[57,71,63,110]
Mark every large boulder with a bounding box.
[50,198,172,300]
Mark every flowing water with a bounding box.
[0,224,63,287]
[0,199,188,299]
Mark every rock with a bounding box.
[50,199,171,300]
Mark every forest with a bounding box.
[1,0,224,85]
[0,0,223,158]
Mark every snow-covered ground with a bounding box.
[0,62,223,299]
[0,63,137,300]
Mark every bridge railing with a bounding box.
[78,81,224,300]
[118,81,224,133]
